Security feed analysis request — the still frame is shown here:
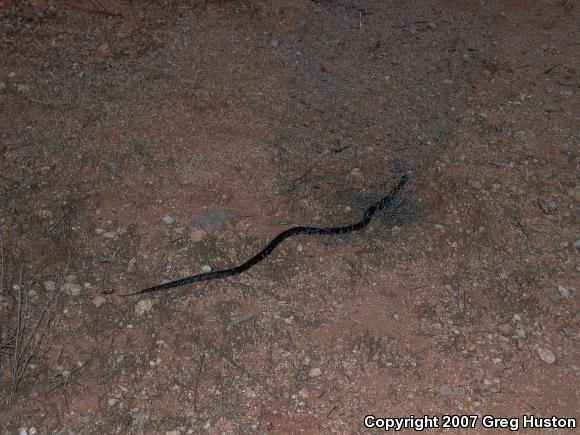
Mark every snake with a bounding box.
[123,175,408,297]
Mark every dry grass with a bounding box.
[0,255,65,405]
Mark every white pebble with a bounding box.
[135,299,154,315]
[308,367,322,378]
[537,347,556,364]
[92,296,106,307]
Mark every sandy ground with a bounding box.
[0,0,578,433]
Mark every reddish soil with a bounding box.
[0,0,578,433]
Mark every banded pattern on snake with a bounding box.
[124,175,408,296]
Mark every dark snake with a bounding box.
[124,175,408,297]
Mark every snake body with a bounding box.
[125,175,408,296]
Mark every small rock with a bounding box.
[108,398,118,406]
[190,208,237,229]
[65,274,78,284]
[0,82,6,93]
[44,280,56,291]
[131,412,149,428]
[537,198,556,214]
[573,238,580,249]
[308,367,322,378]
[225,311,255,332]
[162,215,175,225]
[438,385,453,396]
[104,161,117,172]
[472,180,482,189]
[98,42,111,56]
[568,186,580,202]
[93,296,106,307]
[18,428,28,435]
[562,326,573,336]
[102,231,117,239]
[537,347,556,364]
[548,290,561,303]
[557,285,571,298]
[350,167,363,178]
[189,228,206,242]
[17,84,30,92]
[428,22,437,29]
[201,265,212,273]
[61,282,82,296]
[269,39,280,48]
[135,299,153,315]
[127,257,137,272]
[97,254,114,263]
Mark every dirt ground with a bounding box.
[0,0,578,433]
